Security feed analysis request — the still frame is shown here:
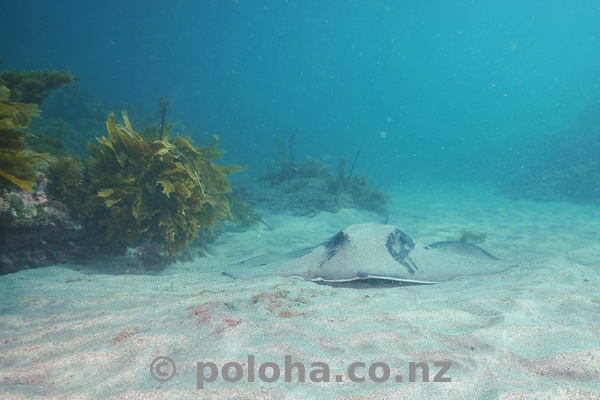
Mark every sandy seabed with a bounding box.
[1,182,600,400]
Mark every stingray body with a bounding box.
[224,223,514,286]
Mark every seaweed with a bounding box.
[45,156,87,218]
[157,95,171,140]
[301,156,332,179]
[27,86,121,158]
[229,189,262,228]
[266,132,298,183]
[26,119,69,156]
[347,175,389,215]
[259,135,389,215]
[88,112,243,255]
[346,149,361,183]
[0,69,79,104]
[0,86,45,193]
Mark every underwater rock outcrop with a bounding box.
[0,188,84,275]
[88,112,243,255]
[258,140,389,216]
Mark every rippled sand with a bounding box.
[1,183,600,399]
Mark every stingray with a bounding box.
[223,223,514,287]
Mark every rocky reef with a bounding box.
[248,134,389,216]
[0,69,246,273]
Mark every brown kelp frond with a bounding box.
[0,86,44,192]
[0,86,40,127]
[88,112,243,255]
[45,155,87,217]
[0,69,79,104]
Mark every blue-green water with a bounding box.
[3,3,600,397]
[3,0,599,190]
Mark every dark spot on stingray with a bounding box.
[396,229,415,249]
[325,230,349,248]
[321,230,350,266]
[386,229,418,275]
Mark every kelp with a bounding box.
[0,86,45,193]
[88,112,243,255]
[0,69,79,104]
[45,156,87,217]
[26,119,69,156]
